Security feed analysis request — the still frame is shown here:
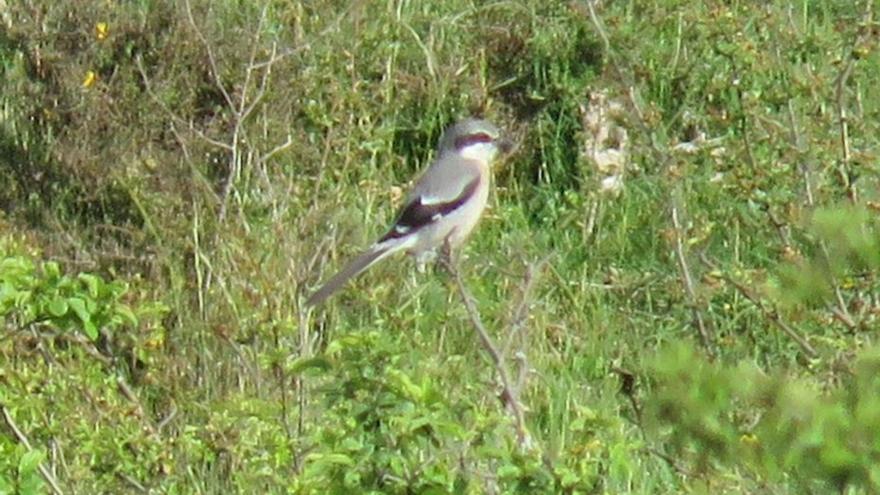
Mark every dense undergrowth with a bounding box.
[1,1,879,493]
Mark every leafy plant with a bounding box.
[1,254,137,340]
[293,331,600,493]
[647,342,880,492]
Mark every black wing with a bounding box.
[379,175,481,242]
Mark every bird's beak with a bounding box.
[497,137,515,154]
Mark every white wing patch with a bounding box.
[420,194,450,206]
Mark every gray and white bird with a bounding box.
[306,118,511,306]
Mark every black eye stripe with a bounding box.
[454,132,493,149]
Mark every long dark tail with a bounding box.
[306,245,395,306]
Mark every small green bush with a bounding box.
[1,254,137,340]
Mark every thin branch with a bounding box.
[833,1,873,204]
[828,304,857,332]
[833,50,857,203]
[60,332,113,366]
[764,206,793,249]
[1,405,65,495]
[671,201,714,354]
[441,254,533,450]
[183,0,234,110]
[240,43,279,124]
[218,18,285,222]
[700,255,818,359]
[135,57,233,151]
[237,3,271,120]
[585,1,713,353]
[503,256,550,356]
[825,1,875,323]
[260,134,295,164]
[116,472,148,493]
[502,257,550,392]
[645,447,694,477]
[786,83,858,330]
[156,403,178,432]
[116,376,158,436]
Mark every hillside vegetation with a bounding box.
[1,1,879,493]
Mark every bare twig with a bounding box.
[260,134,295,164]
[645,447,694,477]
[135,57,234,152]
[116,376,158,436]
[116,472,148,493]
[502,257,550,392]
[59,332,113,366]
[584,1,714,353]
[787,102,817,208]
[700,255,818,359]
[217,5,273,222]
[271,322,294,441]
[141,2,294,224]
[503,257,549,355]
[183,0,234,110]
[764,205,793,248]
[611,365,644,430]
[828,304,857,332]
[823,1,875,325]
[785,85,858,331]
[441,254,533,450]
[156,403,178,432]
[832,0,873,205]
[671,201,714,354]
[297,289,322,438]
[1,405,65,495]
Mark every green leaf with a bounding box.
[497,463,522,479]
[287,356,332,375]
[42,261,61,280]
[0,473,14,494]
[115,304,138,327]
[82,320,98,340]
[77,273,101,298]
[18,449,45,476]
[46,297,68,317]
[19,472,44,495]
[68,297,98,338]
[13,289,32,309]
[0,284,21,315]
[68,297,90,323]
[387,369,424,401]
[106,280,129,299]
[1,256,34,282]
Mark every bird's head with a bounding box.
[438,118,513,163]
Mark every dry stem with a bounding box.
[671,202,714,353]
[441,254,534,450]
[701,255,818,359]
[1,405,65,495]
[584,1,714,353]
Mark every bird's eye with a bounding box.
[455,132,493,149]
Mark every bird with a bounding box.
[306,118,511,306]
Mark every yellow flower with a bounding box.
[95,22,109,41]
[82,70,97,88]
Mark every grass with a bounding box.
[1,0,879,493]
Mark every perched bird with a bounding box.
[306,118,511,306]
